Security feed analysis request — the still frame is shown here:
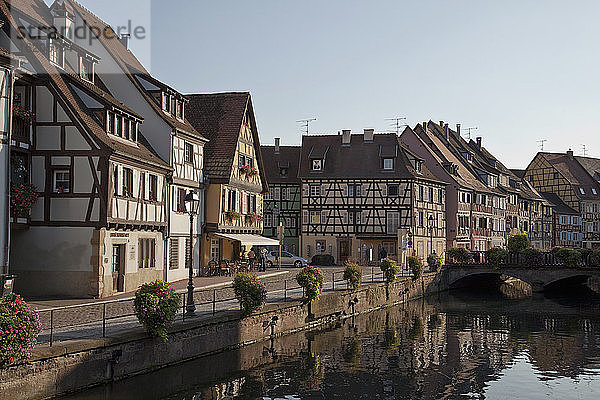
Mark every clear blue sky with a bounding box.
[67,0,600,168]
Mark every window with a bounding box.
[122,168,133,197]
[438,188,444,204]
[248,194,257,213]
[113,166,119,195]
[53,170,70,193]
[169,239,179,270]
[124,118,130,140]
[310,185,320,197]
[387,184,399,197]
[264,213,273,228]
[387,212,400,234]
[281,187,289,201]
[176,188,186,212]
[80,57,93,82]
[580,187,586,195]
[49,41,63,67]
[273,187,281,200]
[148,175,158,201]
[416,161,422,173]
[382,241,396,256]
[288,217,297,228]
[383,158,394,170]
[316,240,326,255]
[171,97,177,115]
[11,152,29,185]
[140,172,146,200]
[593,188,598,195]
[176,101,183,119]
[418,211,424,227]
[106,112,114,134]
[239,154,246,167]
[554,172,559,179]
[280,167,288,177]
[162,93,169,112]
[429,187,434,203]
[115,115,122,137]
[419,186,424,201]
[138,238,156,268]
[264,191,273,200]
[312,159,322,171]
[348,184,361,197]
[185,143,194,164]
[310,211,321,224]
[210,239,220,262]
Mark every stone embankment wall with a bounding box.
[0,273,442,400]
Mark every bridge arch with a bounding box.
[543,274,592,292]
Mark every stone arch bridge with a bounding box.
[440,265,600,293]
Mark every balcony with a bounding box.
[12,115,32,145]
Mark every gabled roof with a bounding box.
[260,145,301,185]
[0,0,169,170]
[536,152,600,201]
[185,92,268,190]
[510,169,526,179]
[65,0,205,140]
[575,156,600,183]
[297,132,444,183]
[540,192,578,215]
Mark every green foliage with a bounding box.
[486,247,508,268]
[233,274,267,316]
[11,183,39,218]
[296,266,325,302]
[508,234,530,253]
[379,258,401,282]
[447,247,473,264]
[554,248,582,268]
[589,250,600,267]
[343,263,362,290]
[427,254,442,273]
[408,256,423,280]
[521,247,544,267]
[134,280,181,341]
[0,294,42,368]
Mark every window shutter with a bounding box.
[381,184,387,197]
[342,184,348,197]
[362,184,368,197]
[321,210,327,224]
[303,210,309,225]
[342,211,348,224]
[303,184,309,197]
[242,194,247,213]
[321,184,328,196]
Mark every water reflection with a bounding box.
[61,288,600,400]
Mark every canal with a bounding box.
[59,285,600,400]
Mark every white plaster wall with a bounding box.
[35,86,53,123]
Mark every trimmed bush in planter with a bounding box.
[521,248,544,267]
[380,258,401,282]
[0,294,42,368]
[297,266,325,302]
[408,256,423,280]
[134,280,181,341]
[508,234,530,253]
[427,254,442,273]
[343,263,362,290]
[447,247,473,264]
[486,247,508,269]
[554,248,582,268]
[233,274,267,316]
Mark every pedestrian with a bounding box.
[261,248,268,271]
[248,248,256,270]
[378,245,387,262]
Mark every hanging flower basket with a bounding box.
[225,210,241,221]
[11,183,39,218]
[239,165,258,177]
[245,212,262,223]
[12,105,35,125]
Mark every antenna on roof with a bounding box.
[582,144,588,157]
[462,127,478,140]
[385,117,407,135]
[297,118,317,136]
[537,139,547,151]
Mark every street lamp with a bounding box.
[184,190,201,316]
[427,214,435,256]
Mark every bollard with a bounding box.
[212,289,216,315]
[50,310,54,347]
[102,303,106,337]
[371,266,374,283]
[284,280,287,301]
[332,272,335,291]
[182,293,186,322]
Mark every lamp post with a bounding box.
[428,214,434,256]
[184,190,200,316]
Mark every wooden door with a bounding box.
[112,244,125,292]
[339,239,351,264]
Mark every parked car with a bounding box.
[265,251,309,268]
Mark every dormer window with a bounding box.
[580,187,586,195]
[312,159,322,171]
[107,111,114,134]
[80,57,94,82]
[115,115,122,137]
[383,158,394,170]
[107,111,138,143]
[416,161,422,173]
[280,167,288,177]
[593,188,598,195]
[49,40,64,68]
[162,93,170,112]
[176,101,183,119]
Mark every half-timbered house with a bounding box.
[524,150,600,249]
[298,130,446,265]
[186,92,275,266]
[62,0,209,282]
[261,139,301,255]
[1,0,171,297]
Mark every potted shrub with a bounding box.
[233,274,267,316]
[408,256,423,280]
[486,247,508,269]
[0,294,42,368]
[10,183,39,219]
[379,258,400,282]
[296,266,324,302]
[508,234,530,253]
[521,248,544,267]
[447,247,473,265]
[134,280,181,341]
[343,263,362,290]
[427,253,442,273]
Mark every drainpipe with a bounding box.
[1,66,15,275]
[163,171,172,282]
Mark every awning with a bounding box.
[213,233,280,247]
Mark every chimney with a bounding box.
[274,138,280,154]
[423,122,428,132]
[476,137,482,150]
[443,123,449,139]
[439,120,444,127]
[364,128,374,142]
[567,149,574,160]
[342,129,351,145]
[120,33,130,49]
[456,124,461,139]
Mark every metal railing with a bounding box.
[36,267,414,347]
[445,250,600,268]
